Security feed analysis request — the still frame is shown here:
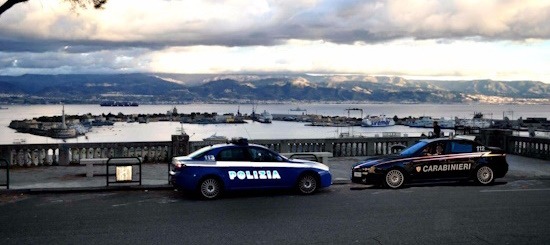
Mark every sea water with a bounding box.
[0,103,547,144]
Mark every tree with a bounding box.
[0,0,107,18]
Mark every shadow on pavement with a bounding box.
[349,180,508,190]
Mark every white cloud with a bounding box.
[148,39,550,83]
[1,0,550,82]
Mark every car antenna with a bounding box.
[243,126,252,140]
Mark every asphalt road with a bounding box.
[2,178,550,245]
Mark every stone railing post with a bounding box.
[172,134,190,157]
[58,144,71,165]
[279,140,290,153]
[0,146,12,165]
[367,141,376,156]
[323,139,334,154]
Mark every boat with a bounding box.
[456,112,492,129]
[257,110,273,123]
[290,107,307,112]
[0,106,7,110]
[361,115,395,127]
[203,133,228,142]
[408,116,433,128]
[251,109,273,123]
[456,119,492,128]
[435,118,456,129]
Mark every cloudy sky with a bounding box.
[1,0,550,82]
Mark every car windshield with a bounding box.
[400,141,429,156]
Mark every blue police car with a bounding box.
[170,139,332,199]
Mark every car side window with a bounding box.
[435,143,446,155]
[421,144,433,156]
[421,142,447,155]
[216,148,249,161]
[449,141,473,153]
[249,147,283,162]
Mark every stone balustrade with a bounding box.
[1,136,421,166]
[2,131,548,166]
[189,137,420,158]
[0,142,175,167]
[506,136,550,160]
[479,129,550,160]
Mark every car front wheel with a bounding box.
[475,166,494,185]
[198,177,222,199]
[384,169,406,189]
[296,174,318,194]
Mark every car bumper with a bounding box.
[351,171,384,185]
[319,171,332,188]
[169,170,199,191]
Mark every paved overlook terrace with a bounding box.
[0,129,548,168]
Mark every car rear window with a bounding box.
[217,148,248,161]
[189,146,213,160]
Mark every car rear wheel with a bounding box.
[198,177,222,199]
[475,166,494,185]
[296,174,318,194]
[384,169,406,189]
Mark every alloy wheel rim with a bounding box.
[201,179,219,198]
[477,166,494,184]
[386,170,404,188]
[300,176,316,193]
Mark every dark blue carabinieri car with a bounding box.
[170,139,332,199]
[351,137,508,188]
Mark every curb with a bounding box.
[333,178,351,185]
[1,184,173,195]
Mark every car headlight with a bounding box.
[367,166,376,173]
[354,166,376,173]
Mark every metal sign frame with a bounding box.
[287,153,319,162]
[106,157,142,186]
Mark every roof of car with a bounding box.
[419,137,477,144]
[206,142,267,150]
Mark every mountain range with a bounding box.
[0,73,549,104]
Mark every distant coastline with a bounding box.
[100,101,139,107]
[3,99,550,106]
[1,73,549,105]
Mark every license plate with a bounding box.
[353,172,362,177]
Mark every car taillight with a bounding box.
[172,158,186,170]
[174,162,186,169]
